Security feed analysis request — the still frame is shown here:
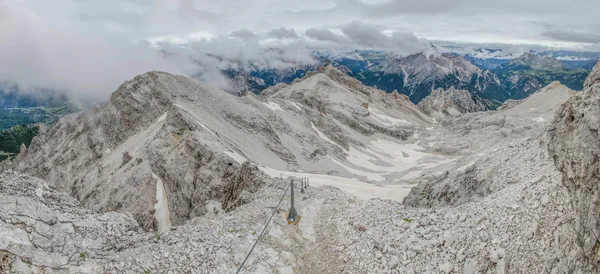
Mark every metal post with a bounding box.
[287,180,300,224]
[301,178,305,194]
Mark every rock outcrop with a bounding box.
[0,172,140,273]
[497,99,522,110]
[417,87,490,119]
[547,60,600,268]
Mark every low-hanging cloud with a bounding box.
[0,2,433,105]
[0,2,190,105]
[267,27,299,39]
[339,21,427,54]
[11,0,596,106]
[541,30,600,44]
[230,29,257,40]
[305,28,351,44]
[341,21,389,47]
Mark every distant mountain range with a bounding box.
[226,50,593,108]
[493,53,590,99]
[1,48,597,116]
[450,47,600,70]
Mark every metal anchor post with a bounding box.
[301,177,306,194]
[287,180,301,225]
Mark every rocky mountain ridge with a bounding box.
[508,52,565,70]
[229,50,588,107]
[12,65,436,231]
[494,53,590,99]
[1,63,599,273]
[417,87,491,119]
[366,52,507,103]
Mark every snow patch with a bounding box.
[172,104,217,135]
[195,120,216,136]
[328,156,387,181]
[290,102,302,111]
[347,139,452,175]
[311,123,344,150]
[456,162,475,172]
[35,188,43,198]
[152,173,172,234]
[158,112,168,122]
[259,166,411,202]
[534,116,545,123]
[370,107,411,126]
[224,149,246,164]
[263,101,284,112]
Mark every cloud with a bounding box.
[339,21,426,54]
[177,0,222,22]
[338,0,458,17]
[305,28,349,44]
[541,30,600,44]
[3,0,600,106]
[267,27,298,39]
[0,2,188,105]
[341,21,389,47]
[230,29,257,40]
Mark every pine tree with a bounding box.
[0,124,39,153]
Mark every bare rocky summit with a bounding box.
[14,72,270,231]
[417,87,490,119]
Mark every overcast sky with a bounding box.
[2,0,600,102]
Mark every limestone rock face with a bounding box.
[547,60,600,267]
[583,60,600,91]
[15,72,269,230]
[497,99,522,110]
[417,87,490,119]
[0,172,140,273]
[18,144,27,158]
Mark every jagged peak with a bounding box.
[318,65,363,85]
[584,60,600,91]
[422,86,472,101]
[539,81,567,92]
[418,86,489,118]
[109,70,227,107]
[284,64,372,96]
[509,52,564,70]
[111,71,180,104]
[260,82,289,97]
